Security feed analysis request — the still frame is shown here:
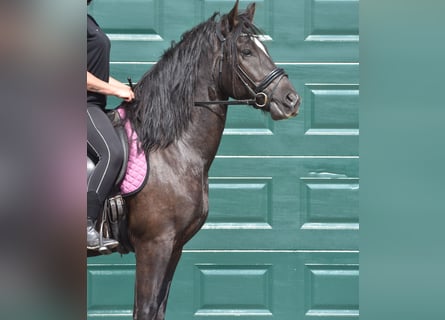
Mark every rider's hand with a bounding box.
[115,86,135,102]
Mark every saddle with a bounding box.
[87,108,148,254]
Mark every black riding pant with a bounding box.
[87,105,124,220]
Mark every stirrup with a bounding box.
[98,245,112,254]
[97,202,119,254]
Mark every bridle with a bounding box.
[195,22,287,110]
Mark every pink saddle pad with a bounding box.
[117,108,148,196]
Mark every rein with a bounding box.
[194,22,286,110]
[194,98,263,107]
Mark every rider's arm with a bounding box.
[87,71,134,102]
[108,76,131,91]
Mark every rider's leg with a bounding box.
[87,106,124,250]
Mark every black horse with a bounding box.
[88,2,300,319]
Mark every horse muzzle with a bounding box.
[268,90,300,120]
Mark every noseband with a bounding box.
[195,23,287,109]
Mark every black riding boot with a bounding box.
[87,218,119,250]
[87,191,119,251]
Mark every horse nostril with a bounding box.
[286,92,300,107]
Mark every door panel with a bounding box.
[88,252,358,319]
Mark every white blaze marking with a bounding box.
[253,37,269,57]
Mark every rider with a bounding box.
[87,0,135,250]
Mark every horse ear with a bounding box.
[245,2,256,22]
[227,0,240,30]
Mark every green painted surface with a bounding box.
[88,0,359,319]
[88,251,358,319]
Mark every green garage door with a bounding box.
[87,0,359,319]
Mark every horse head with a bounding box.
[217,1,300,120]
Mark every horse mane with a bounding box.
[122,10,262,153]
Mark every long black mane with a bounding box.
[123,10,261,153]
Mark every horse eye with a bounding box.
[241,49,252,56]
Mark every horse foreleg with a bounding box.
[156,243,185,320]
[133,239,182,320]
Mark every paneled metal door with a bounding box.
[87,1,359,319]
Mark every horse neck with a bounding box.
[183,73,228,169]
